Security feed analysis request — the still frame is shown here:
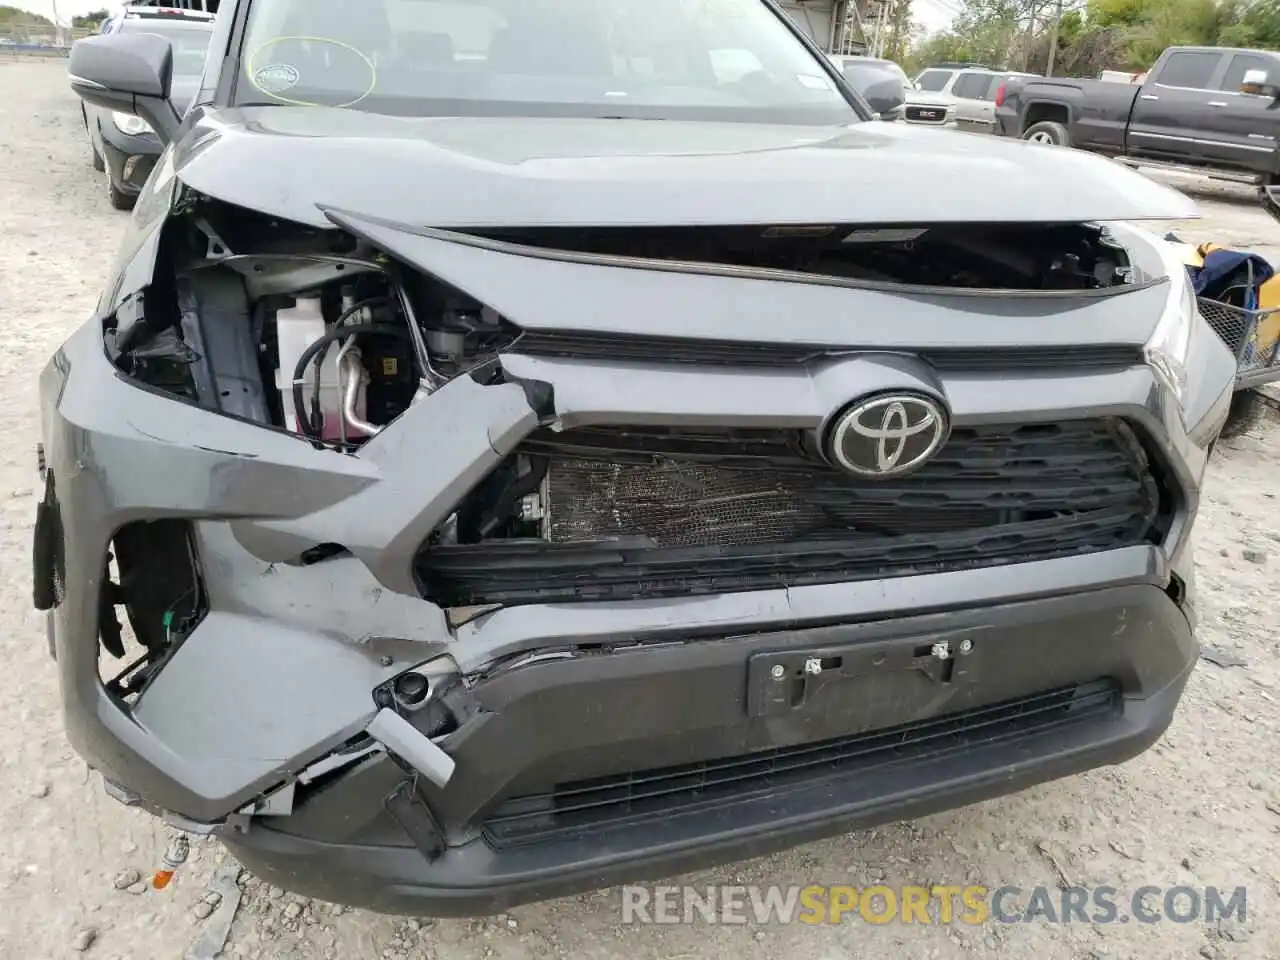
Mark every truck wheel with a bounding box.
[84,109,105,171]
[1219,389,1264,440]
[107,174,135,212]
[1023,121,1070,147]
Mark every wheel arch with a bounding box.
[1021,100,1072,135]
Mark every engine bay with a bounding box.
[101,197,1139,581]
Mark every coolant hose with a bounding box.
[291,322,410,439]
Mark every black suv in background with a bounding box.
[78,6,214,209]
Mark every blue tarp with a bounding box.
[1186,249,1275,310]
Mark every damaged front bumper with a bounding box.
[231,585,1195,916]
[36,265,1229,912]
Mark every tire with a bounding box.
[84,110,105,171]
[1219,389,1264,440]
[1023,120,1071,147]
[107,174,135,211]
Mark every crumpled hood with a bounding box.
[169,107,1198,228]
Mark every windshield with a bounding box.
[914,69,953,92]
[120,21,212,77]
[234,0,861,123]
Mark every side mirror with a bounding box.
[1241,68,1280,99]
[69,33,180,144]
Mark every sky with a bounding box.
[12,0,959,36]
[914,0,963,33]
[13,0,106,21]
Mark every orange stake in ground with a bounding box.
[152,834,190,890]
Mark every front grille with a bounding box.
[483,678,1121,847]
[905,105,949,123]
[415,419,1165,606]
[507,331,1144,371]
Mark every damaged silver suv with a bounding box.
[42,0,1235,916]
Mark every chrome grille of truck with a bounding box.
[905,105,949,123]
[416,420,1162,606]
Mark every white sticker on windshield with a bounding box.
[842,228,930,244]
[796,73,834,90]
[253,63,299,95]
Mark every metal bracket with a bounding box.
[194,217,232,261]
[748,631,979,718]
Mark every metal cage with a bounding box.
[1197,297,1280,389]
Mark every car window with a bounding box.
[915,69,953,92]
[1219,53,1274,93]
[235,0,860,124]
[1154,51,1222,90]
[951,72,991,100]
[120,21,212,77]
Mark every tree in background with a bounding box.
[1218,0,1280,48]
[908,0,1280,76]
[72,9,112,28]
[882,0,915,62]
[0,5,53,26]
[906,0,1078,71]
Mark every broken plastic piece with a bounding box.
[384,778,446,862]
[366,707,456,788]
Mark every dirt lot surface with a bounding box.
[2,60,1279,960]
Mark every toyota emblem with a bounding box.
[827,393,949,478]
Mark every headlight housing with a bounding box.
[111,112,152,136]
[1142,232,1198,406]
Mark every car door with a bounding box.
[950,71,992,127]
[1204,51,1280,175]
[1127,49,1229,163]
[957,73,1004,131]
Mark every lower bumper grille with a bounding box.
[483,679,1122,847]
[415,419,1163,606]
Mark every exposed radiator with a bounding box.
[415,420,1164,606]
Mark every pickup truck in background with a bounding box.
[994,46,1280,219]
[907,66,1039,131]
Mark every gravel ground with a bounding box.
[2,59,1279,960]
